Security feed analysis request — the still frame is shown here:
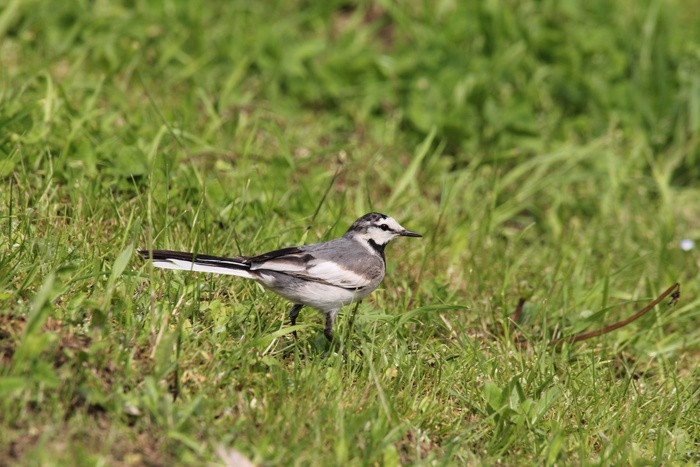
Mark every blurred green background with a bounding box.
[2,0,700,465]
[4,0,700,180]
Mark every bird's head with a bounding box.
[345,212,422,247]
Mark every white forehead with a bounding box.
[377,216,403,231]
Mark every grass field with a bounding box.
[2,0,700,465]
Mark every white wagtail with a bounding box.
[139,213,421,341]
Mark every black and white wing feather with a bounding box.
[248,241,385,291]
[140,241,383,292]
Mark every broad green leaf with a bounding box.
[387,127,436,208]
[24,272,56,338]
[0,376,27,396]
[106,244,134,292]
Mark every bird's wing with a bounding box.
[249,245,378,290]
[301,260,377,289]
[247,246,309,272]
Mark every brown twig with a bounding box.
[548,282,680,347]
[508,283,681,347]
[510,298,526,333]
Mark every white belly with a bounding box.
[259,273,377,313]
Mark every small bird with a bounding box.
[139,213,421,342]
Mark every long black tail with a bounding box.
[138,249,253,278]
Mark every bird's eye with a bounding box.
[380,224,391,231]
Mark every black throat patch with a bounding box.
[367,239,386,260]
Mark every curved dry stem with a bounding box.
[549,283,681,347]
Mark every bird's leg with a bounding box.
[289,304,304,338]
[324,309,339,343]
[324,315,334,342]
[346,301,361,340]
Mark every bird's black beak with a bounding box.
[400,229,422,238]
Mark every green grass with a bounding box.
[2,0,700,464]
